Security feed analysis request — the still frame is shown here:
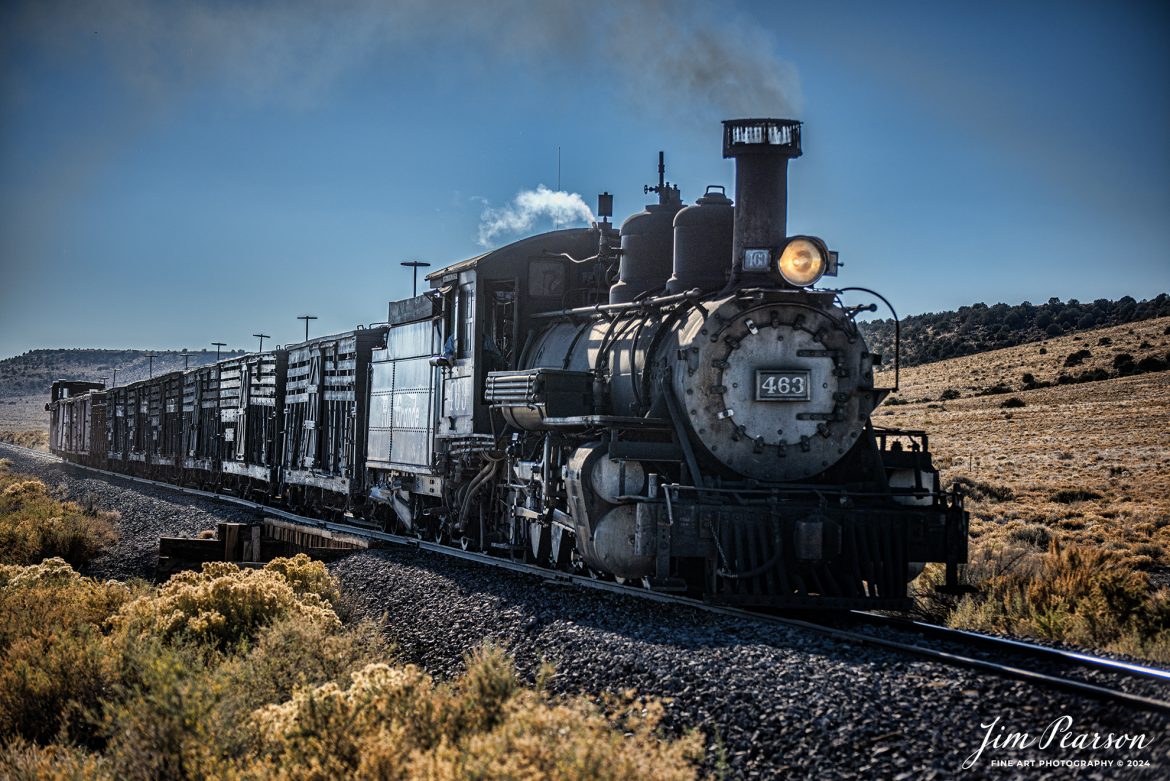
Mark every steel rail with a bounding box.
[849,610,1170,684]
[7,442,1170,715]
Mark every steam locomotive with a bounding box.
[48,119,967,609]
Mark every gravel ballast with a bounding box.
[4,443,1167,779]
[332,547,1170,780]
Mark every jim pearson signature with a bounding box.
[963,715,1155,770]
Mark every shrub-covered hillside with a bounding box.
[0,348,245,399]
[860,293,1170,367]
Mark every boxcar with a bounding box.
[147,371,185,480]
[107,381,150,471]
[47,380,106,466]
[181,363,221,485]
[279,327,388,515]
[219,349,287,499]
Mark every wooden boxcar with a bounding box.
[280,327,387,514]
[181,363,220,485]
[47,380,106,466]
[219,349,287,499]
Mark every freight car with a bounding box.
[48,118,967,609]
[47,380,106,468]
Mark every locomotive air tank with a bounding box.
[664,185,734,295]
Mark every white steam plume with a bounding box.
[477,186,595,247]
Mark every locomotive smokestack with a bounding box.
[723,118,802,288]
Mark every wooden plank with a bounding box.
[158,537,222,560]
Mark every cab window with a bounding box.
[457,283,475,359]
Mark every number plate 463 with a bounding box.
[755,370,811,401]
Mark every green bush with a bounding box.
[951,476,1015,502]
[1051,488,1103,504]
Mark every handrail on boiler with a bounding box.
[835,286,900,392]
[530,289,702,320]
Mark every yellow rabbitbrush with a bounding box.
[249,647,704,781]
[0,556,704,780]
[0,461,116,568]
[111,559,340,649]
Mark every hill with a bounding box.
[0,348,243,399]
[860,293,1170,367]
[877,315,1170,659]
[876,315,1170,403]
[0,348,244,434]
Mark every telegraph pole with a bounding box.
[181,348,190,369]
[253,333,270,352]
[400,261,431,297]
[99,376,109,388]
[297,315,317,342]
[144,351,158,378]
[112,367,118,387]
[212,342,226,361]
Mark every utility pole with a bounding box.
[144,351,158,378]
[400,261,431,297]
[181,348,190,369]
[99,376,109,388]
[297,315,317,342]
[112,367,118,387]
[253,333,270,352]
[211,342,226,361]
[555,145,561,229]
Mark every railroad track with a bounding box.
[8,442,1170,715]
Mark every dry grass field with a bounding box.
[0,391,50,450]
[0,396,49,440]
[877,316,1170,659]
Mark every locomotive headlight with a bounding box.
[778,237,828,287]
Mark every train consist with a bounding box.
[47,118,967,609]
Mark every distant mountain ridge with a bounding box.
[859,294,1170,367]
[0,348,245,399]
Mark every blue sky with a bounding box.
[1,0,1167,359]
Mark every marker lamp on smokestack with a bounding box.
[778,237,828,287]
